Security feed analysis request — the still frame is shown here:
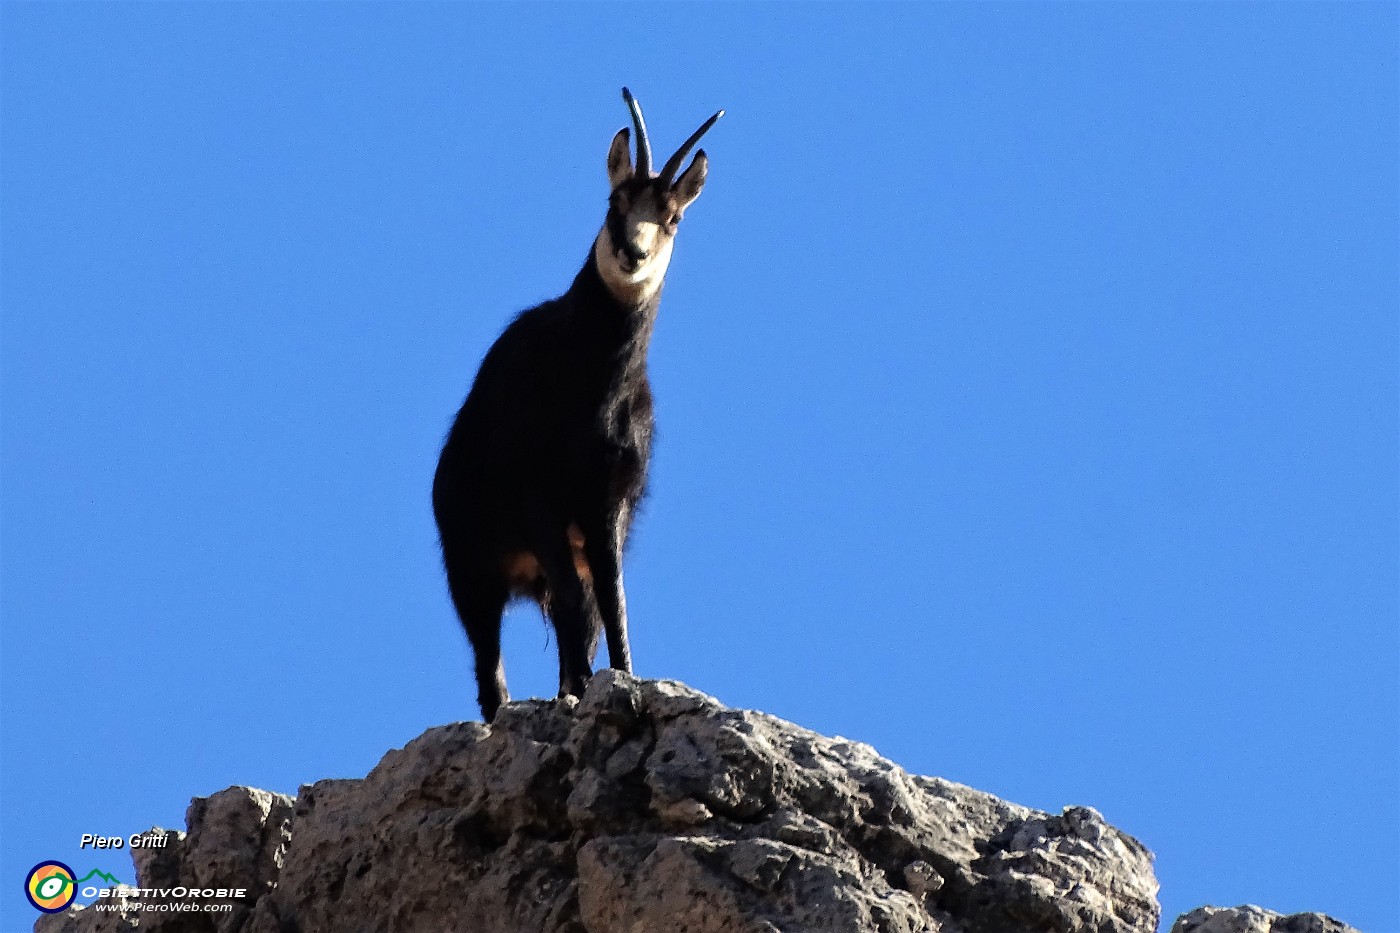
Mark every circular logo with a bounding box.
[25,861,77,913]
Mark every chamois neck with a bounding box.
[574,248,664,322]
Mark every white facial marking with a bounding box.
[595,199,675,304]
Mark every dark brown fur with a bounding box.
[432,94,717,722]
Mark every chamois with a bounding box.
[433,89,722,722]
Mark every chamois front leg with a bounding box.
[583,509,633,674]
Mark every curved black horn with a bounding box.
[659,109,724,186]
[621,87,652,177]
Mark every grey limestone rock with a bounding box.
[1171,905,1361,933]
[36,788,292,933]
[35,673,1175,933]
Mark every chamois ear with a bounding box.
[607,128,633,190]
[672,150,708,210]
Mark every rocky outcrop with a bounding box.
[1171,906,1361,933]
[30,674,1351,933]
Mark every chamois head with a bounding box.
[595,87,723,303]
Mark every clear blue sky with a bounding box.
[2,4,1396,930]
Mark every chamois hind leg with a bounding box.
[581,516,632,674]
[443,557,510,723]
[532,528,601,699]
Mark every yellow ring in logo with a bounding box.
[26,861,77,913]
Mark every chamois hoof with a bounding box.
[559,674,591,700]
[479,688,508,725]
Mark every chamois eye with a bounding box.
[668,214,680,226]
